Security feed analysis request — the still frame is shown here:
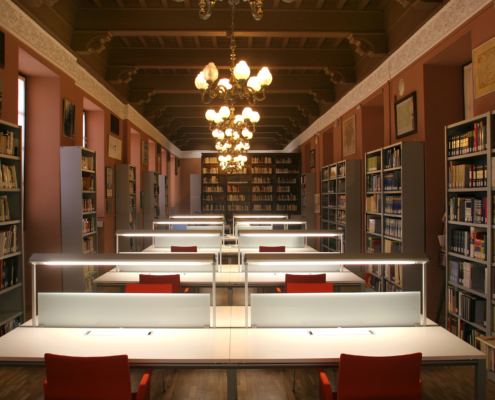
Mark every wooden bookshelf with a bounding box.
[116,164,138,252]
[158,175,168,218]
[320,160,361,264]
[60,146,98,292]
[444,112,494,371]
[301,173,316,246]
[364,142,425,294]
[201,153,301,223]
[0,119,24,335]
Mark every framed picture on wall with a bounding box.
[142,141,149,165]
[110,114,120,135]
[473,36,495,99]
[62,99,75,139]
[108,135,122,160]
[395,92,417,139]
[310,150,315,169]
[106,167,113,199]
[175,157,180,176]
[342,115,356,157]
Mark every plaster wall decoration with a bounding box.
[285,0,492,153]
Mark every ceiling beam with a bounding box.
[144,106,311,119]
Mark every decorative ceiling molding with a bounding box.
[285,0,492,153]
[0,0,183,157]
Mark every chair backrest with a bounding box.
[171,246,197,252]
[139,274,181,293]
[286,283,333,293]
[44,353,132,400]
[285,273,326,286]
[125,283,173,293]
[338,353,422,400]
[259,246,286,252]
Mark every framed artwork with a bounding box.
[473,36,495,99]
[142,141,149,165]
[342,115,356,157]
[62,99,75,139]
[175,157,180,175]
[395,92,417,139]
[110,114,120,135]
[310,149,315,169]
[106,167,113,199]
[108,135,122,160]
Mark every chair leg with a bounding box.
[292,369,296,392]
[162,369,166,392]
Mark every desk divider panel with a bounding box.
[154,231,222,249]
[238,235,305,249]
[38,293,211,328]
[250,292,421,328]
[117,260,216,273]
[246,258,342,273]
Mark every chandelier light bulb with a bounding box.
[203,62,219,83]
[233,131,239,139]
[247,77,261,92]
[226,155,231,161]
[257,67,273,86]
[242,107,253,120]
[215,142,222,150]
[195,72,209,90]
[250,111,260,123]
[225,128,233,137]
[234,115,244,123]
[234,61,251,80]
[219,106,230,119]
[205,109,216,121]
[217,131,225,140]
[218,78,232,90]
[212,129,220,138]
[242,129,253,139]
[213,113,223,124]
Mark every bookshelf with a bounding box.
[116,164,138,252]
[143,171,159,229]
[0,119,24,335]
[320,160,361,261]
[444,112,494,379]
[201,153,301,224]
[301,173,316,246]
[60,146,98,292]
[364,142,425,294]
[158,175,168,218]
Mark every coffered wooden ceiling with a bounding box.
[15,0,448,150]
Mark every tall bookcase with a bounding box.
[201,153,301,224]
[0,119,24,334]
[60,146,98,292]
[143,171,159,229]
[116,164,138,252]
[364,142,425,293]
[444,112,494,380]
[158,175,168,218]
[320,160,361,259]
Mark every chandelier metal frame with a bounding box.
[199,0,263,21]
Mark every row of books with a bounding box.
[337,181,345,193]
[0,317,20,337]
[253,167,272,174]
[278,194,297,201]
[366,174,381,192]
[129,197,136,208]
[203,186,224,193]
[384,195,402,215]
[83,235,95,254]
[337,164,345,177]
[227,185,242,192]
[384,171,401,191]
[276,168,299,174]
[227,195,246,201]
[450,228,486,260]
[0,163,18,189]
[384,147,401,169]
[447,316,458,336]
[322,169,329,180]
[328,181,336,193]
[385,282,401,292]
[365,272,382,291]
[252,186,272,192]
[0,131,20,157]
[252,157,272,164]
[252,195,273,201]
[384,239,401,253]
[338,195,346,208]
[203,205,226,211]
[276,178,297,184]
[328,196,337,208]
[448,195,487,223]
[129,181,136,194]
[367,237,381,253]
[460,324,484,349]
[366,194,381,213]
[203,177,220,184]
[448,163,487,188]
[329,166,337,179]
[82,198,95,213]
[82,218,95,235]
[81,156,94,171]
[337,210,345,224]
[252,204,270,211]
[276,186,291,193]
[384,265,402,285]
[447,120,487,157]
[202,195,214,202]
[365,265,382,275]
[253,177,271,183]
[1,259,19,290]
[275,157,294,164]
[128,167,135,180]
[276,204,297,211]
[202,167,219,174]
[82,175,94,191]
[367,155,381,172]
[448,260,485,290]
[366,216,380,233]
[0,226,18,256]
[458,292,486,324]
[0,196,10,221]
[384,217,402,239]
[203,157,218,164]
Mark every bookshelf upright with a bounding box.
[158,175,168,218]
[143,171,159,229]
[60,146,98,292]
[0,119,24,335]
[116,164,138,252]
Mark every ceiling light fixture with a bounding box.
[199,0,264,21]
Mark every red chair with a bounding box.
[259,246,286,252]
[318,353,422,400]
[286,283,334,293]
[171,246,197,252]
[139,274,189,293]
[276,273,326,293]
[44,353,152,400]
[125,283,173,293]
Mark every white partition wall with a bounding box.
[250,292,421,328]
[38,293,211,328]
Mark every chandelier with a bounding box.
[199,0,264,21]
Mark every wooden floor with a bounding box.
[0,364,494,399]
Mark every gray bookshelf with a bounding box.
[0,119,24,333]
[60,146,98,292]
[301,173,316,247]
[116,164,138,252]
[364,141,425,294]
[143,171,159,247]
[158,175,168,219]
[444,112,495,382]
[320,160,362,264]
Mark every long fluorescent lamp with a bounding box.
[154,220,224,225]
[116,229,221,237]
[170,215,224,219]
[236,220,307,225]
[40,261,207,266]
[255,260,416,265]
[234,214,288,219]
[240,232,342,237]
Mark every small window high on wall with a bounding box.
[82,110,87,147]
[18,76,25,180]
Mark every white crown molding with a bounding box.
[0,0,182,157]
[284,0,492,153]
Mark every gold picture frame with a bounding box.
[142,141,149,166]
[342,115,356,157]
[473,36,495,99]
